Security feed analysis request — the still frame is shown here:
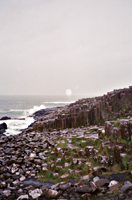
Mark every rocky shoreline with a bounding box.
[0,86,132,199]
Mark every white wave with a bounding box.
[24,105,46,116]
[43,101,75,104]
[3,117,34,136]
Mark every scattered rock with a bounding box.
[29,188,42,199]
[45,189,60,198]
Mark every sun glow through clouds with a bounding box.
[65,89,72,96]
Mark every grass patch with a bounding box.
[117,138,132,145]
[123,154,132,170]
[111,120,120,128]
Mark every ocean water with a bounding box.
[0,95,80,136]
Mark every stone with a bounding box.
[81,193,91,200]
[17,195,29,200]
[0,116,11,120]
[40,185,48,193]
[60,174,69,179]
[0,181,6,189]
[51,183,60,190]
[20,176,26,182]
[42,167,48,171]
[11,163,19,173]
[29,188,42,199]
[59,183,71,191]
[120,181,132,192]
[2,189,11,197]
[118,193,128,200]
[76,182,97,193]
[95,178,110,187]
[81,175,90,181]
[64,162,70,167]
[53,173,59,177]
[0,122,7,134]
[45,189,59,198]
[108,180,119,187]
[93,176,100,183]
[92,166,107,176]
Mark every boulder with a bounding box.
[95,178,110,187]
[59,183,71,191]
[45,189,60,198]
[29,188,42,199]
[108,180,119,187]
[2,189,11,197]
[120,181,132,192]
[0,116,11,120]
[0,122,7,134]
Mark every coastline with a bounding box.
[0,87,132,199]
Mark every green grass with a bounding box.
[117,138,132,145]
[38,132,132,183]
[123,154,132,170]
[111,120,120,128]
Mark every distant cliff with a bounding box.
[26,86,132,133]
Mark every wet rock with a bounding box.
[108,180,119,187]
[0,122,7,134]
[45,189,60,198]
[93,176,100,183]
[0,116,11,120]
[40,185,48,193]
[81,175,90,181]
[120,181,132,192]
[76,182,97,193]
[2,189,11,197]
[59,183,71,191]
[17,194,29,200]
[95,178,110,187]
[118,193,128,200]
[51,183,60,190]
[20,176,26,182]
[11,163,19,173]
[0,181,6,189]
[81,193,91,200]
[61,174,69,179]
[29,188,42,199]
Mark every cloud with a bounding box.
[0,0,132,95]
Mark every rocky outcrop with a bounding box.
[0,122,7,134]
[26,86,132,133]
[0,116,11,120]
[1,86,132,199]
[104,118,132,141]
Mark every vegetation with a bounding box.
[38,124,132,183]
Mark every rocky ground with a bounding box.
[0,86,132,199]
[0,123,132,199]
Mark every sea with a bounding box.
[0,95,83,136]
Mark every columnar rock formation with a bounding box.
[104,118,132,140]
[27,86,132,133]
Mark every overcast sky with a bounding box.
[0,0,132,97]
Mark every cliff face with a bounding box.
[28,86,132,133]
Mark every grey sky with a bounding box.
[0,0,132,96]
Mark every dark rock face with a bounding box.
[26,86,132,133]
[0,116,11,120]
[104,119,132,141]
[0,122,7,134]
[32,107,62,120]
